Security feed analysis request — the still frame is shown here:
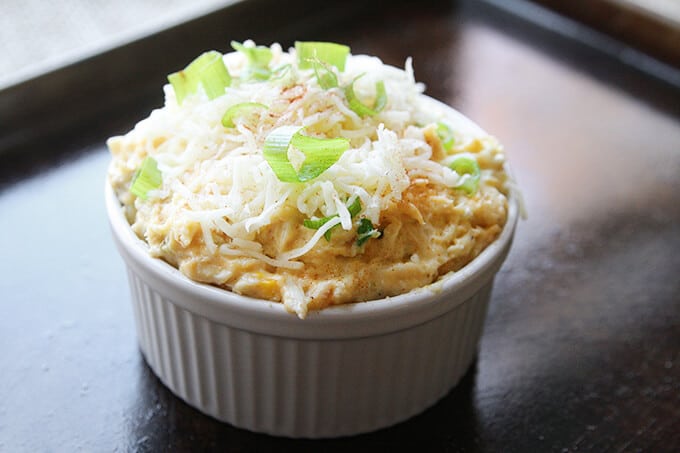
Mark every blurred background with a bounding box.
[1,0,679,90]
[0,0,234,89]
[531,0,680,66]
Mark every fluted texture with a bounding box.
[126,269,492,438]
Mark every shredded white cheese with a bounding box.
[107,41,495,284]
[106,41,516,317]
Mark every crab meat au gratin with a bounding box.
[107,41,510,317]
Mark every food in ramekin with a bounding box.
[107,41,510,317]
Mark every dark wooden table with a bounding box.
[1,0,679,451]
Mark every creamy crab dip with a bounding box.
[107,41,509,317]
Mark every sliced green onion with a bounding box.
[303,198,361,229]
[231,41,273,81]
[296,41,349,71]
[449,155,481,195]
[302,217,330,230]
[231,41,273,67]
[344,78,387,118]
[244,66,272,81]
[347,197,361,217]
[130,157,162,200]
[312,59,338,90]
[436,122,455,152]
[373,81,387,112]
[199,56,232,99]
[167,72,192,105]
[222,102,268,128]
[303,198,362,241]
[356,218,381,246]
[168,51,231,105]
[263,126,301,183]
[291,133,350,182]
[263,126,350,183]
[269,64,292,80]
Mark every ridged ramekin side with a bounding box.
[126,269,492,438]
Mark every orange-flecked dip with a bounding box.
[107,41,510,317]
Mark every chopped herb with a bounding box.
[303,198,361,241]
[436,122,455,152]
[130,157,162,199]
[356,218,381,246]
[263,126,350,183]
[222,102,268,128]
[344,77,387,118]
[168,51,231,105]
[449,155,480,195]
[231,41,273,81]
[295,41,350,71]
[312,59,339,89]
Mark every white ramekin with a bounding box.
[105,100,518,438]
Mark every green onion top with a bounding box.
[168,51,231,105]
[303,198,362,241]
[231,41,273,81]
[356,218,381,246]
[312,60,339,90]
[130,157,162,200]
[231,41,272,67]
[296,41,350,71]
[263,126,350,183]
[436,122,455,152]
[222,102,268,128]
[269,63,292,80]
[344,78,387,118]
[449,155,481,195]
